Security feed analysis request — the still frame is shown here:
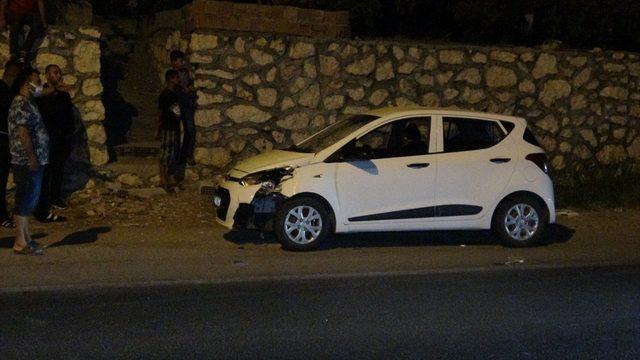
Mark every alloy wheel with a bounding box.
[284,205,323,244]
[503,203,540,241]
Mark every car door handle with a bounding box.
[490,158,511,163]
[407,163,430,169]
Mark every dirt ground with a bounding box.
[1,182,639,291]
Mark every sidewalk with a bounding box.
[1,187,640,292]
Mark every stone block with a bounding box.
[375,60,395,81]
[369,89,389,106]
[277,113,310,130]
[194,147,231,168]
[250,48,274,66]
[82,78,103,97]
[89,146,108,166]
[539,80,572,107]
[532,53,558,79]
[190,33,218,51]
[73,40,101,73]
[257,88,278,107]
[289,42,315,59]
[455,68,481,85]
[195,109,223,127]
[439,50,465,64]
[346,54,376,76]
[226,105,272,123]
[81,100,105,121]
[486,66,517,88]
[323,95,345,110]
[35,53,68,71]
[86,124,106,144]
[319,55,340,76]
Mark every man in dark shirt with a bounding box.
[34,64,74,222]
[158,69,182,191]
[0,59,21,228]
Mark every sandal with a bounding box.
[1,219,15,228]
[13,243,44,256]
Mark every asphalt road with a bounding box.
[1,207,640,291]
[1,265,639,359]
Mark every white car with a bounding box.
[214,107,555,250]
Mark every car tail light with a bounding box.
[526,153,550,174]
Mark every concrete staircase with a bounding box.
[104,30,162,188]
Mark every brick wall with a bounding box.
[183,0,350,38]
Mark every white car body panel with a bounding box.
[432,114,518,221]
[214,107,556,234]
[228,150,315,179]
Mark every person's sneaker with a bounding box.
[51,200,68,210]
[37,212,67,223]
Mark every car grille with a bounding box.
[215,187,231,221]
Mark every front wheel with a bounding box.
[493,196,547,247]
[274,197,330,251]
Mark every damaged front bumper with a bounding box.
[213,180,287,230]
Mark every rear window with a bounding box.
[500,121,515,134]
[523,127,541,147]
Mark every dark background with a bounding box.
[79,0,640,52]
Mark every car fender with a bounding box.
[486,179,556,228]
[278,163,345,232]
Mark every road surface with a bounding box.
[1,265,639,358]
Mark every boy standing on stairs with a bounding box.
[158,69,182,191]
[170,50,197,172]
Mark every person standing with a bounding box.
[158,69,182,191]
[0,0,47,61]
[34,64,74,222]
[8,67,48,255]
[170,50,196,170]
[0,59,22,228]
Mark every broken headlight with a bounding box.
[239,167,294,192]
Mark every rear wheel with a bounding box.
[274,197,330,251]
[493,195,547,247]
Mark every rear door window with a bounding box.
[443,117,506,153]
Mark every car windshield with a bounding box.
[286,114,379,153]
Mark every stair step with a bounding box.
[114,141,160,157]
[104,156,159,186]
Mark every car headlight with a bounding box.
[239,167,294,190]
[239,172,268,186]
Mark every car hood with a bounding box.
[229,150,315,178]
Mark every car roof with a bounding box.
[363,106,527,126]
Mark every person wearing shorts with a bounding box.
[158,69,182,191]
[8,67,48,255]
[0,0,47,62]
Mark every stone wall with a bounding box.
[151,29,640,178]
[0,27,108,167]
